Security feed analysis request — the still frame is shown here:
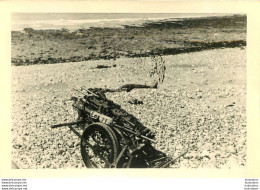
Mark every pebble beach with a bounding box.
[11,48,246,168]
[11,13,246,168]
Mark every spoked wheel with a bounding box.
[81,123,119,168]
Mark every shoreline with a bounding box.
[11,14,246,66]
[12,13,234,31]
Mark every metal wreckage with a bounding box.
[51,87,187,168]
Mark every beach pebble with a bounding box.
[11,48,246,169]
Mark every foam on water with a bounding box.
[12,13,233,31]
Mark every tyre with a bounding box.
[81,123,119,168]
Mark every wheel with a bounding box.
[81,123,119,168]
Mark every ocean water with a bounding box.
[12,13,232,31]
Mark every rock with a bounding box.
[68,141,75,148]
[128,99,143,105]
[226,102,235,107]
[11,48,246,169]
[58,149,65,155]
[13,144,22,149]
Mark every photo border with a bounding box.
[1,1,259,178]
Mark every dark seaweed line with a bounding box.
[12,40,246,66]
[127,40,246,58]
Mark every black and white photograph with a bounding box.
[10,12,247,169]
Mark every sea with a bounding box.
[12,13,233,31]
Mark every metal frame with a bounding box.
[51,87,187,168]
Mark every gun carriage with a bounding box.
[51,87,187,168]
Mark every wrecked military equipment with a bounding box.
[51,87,187,168]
